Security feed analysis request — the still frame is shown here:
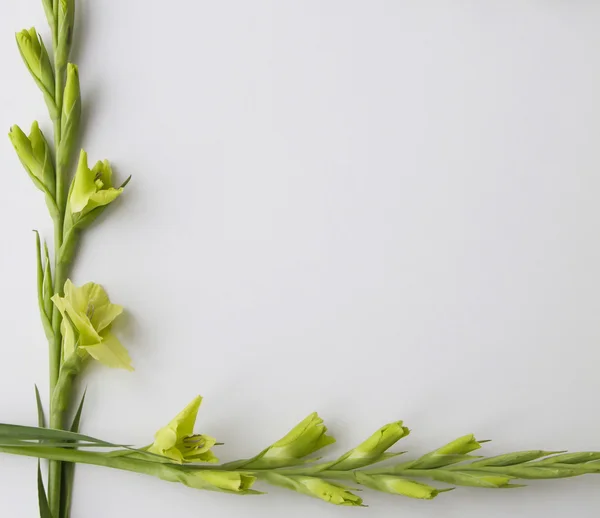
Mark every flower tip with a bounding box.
[121,175,133,188]
[8,124,24,138]
[186,395,203,414]
[438,487,455,494]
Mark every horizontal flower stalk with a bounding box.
[1,411,599,507]
[0,435,599,505]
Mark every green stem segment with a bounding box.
[0,446,144,475]
[0,446,232,490]
[49,161,66,518]
[1,446,598,497]
[49,9,69,516]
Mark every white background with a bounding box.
[1,0,600,516]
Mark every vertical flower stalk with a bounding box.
[11,1,127,509]
[11,1,80,515]
[48,1,78,513]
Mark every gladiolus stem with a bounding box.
[49,242,67,517]
[0,446,150,475]
[48,5,68,515]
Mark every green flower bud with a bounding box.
[331,421,410,470]
[58,64,81,166]
[240,413,335,469]
[265,473,363,506]
[41,0,54,27]
[159,468,257,494]
[437,434,483,455]
[534,452,600,465]
[15,28,56,118]
[430,470,518,488]
[9,122,58,218]
[57,0,75,67]
[355,473,445,500]
[499,464,600,479]
[410,434,484,469]
[60,151,128,265]
[9,122,55,195]
[469,450,563,468]
[185,471,257,494]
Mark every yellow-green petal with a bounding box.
[166,396,202,439]
[186,448,219,463]
[85,188,123,213]
[51,293,102,346]
[70,150,96,214]
[69,152,123,217]
[91,159,114,188]
[82,332,133,371]
[147,397,219,464]
[59,319,77,359]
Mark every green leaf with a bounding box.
[35,391,53,518]
[70,391,86,434]
[0,423,162,459]
[0,440,114,448]
[35,385,46,429]
[34,232,53,341]
[37,461,53,518]
[0,423,118,446]
[60,391,86,518]
[42,242,53,318]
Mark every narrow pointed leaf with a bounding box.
[70,391,86,434]
[35,385,46,429]
[0,423,118,446]
[34,232,52,340]
[37,461,53,518]
[42,242,53,318]
[60,390,87,518]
